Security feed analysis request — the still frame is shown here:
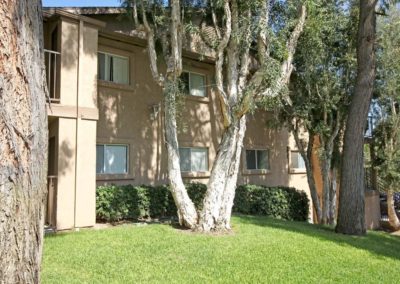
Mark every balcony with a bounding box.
[44,49,61,103]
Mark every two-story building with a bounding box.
[42,7,322,231]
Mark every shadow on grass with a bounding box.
[236,214,400,261]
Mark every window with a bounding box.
[290,151,306,170]
[245,150,270,170]
[179,147,208,172]
[98,52,129,84]
[181,72,206,97]
[96,144,128,174]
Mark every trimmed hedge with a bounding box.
[233,185,309,221]
[96,183,207,222]
[96,183,309,222]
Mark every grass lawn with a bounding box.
[42,215,400,283]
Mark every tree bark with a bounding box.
[198,117,246,232]
[329,167,338,225]
[164,85,198,228]
[387,190,400,231]
[336,0,377,235]
[321,158,331,225]
[0,0,48,283]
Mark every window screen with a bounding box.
[96,144,128,174]
[179,147,208,172]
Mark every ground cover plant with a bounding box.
[42,215,400,283]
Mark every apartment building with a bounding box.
[42,7,379,231]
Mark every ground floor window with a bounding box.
[179,147,208,172]
[245,149,270,170]
[96,144,128,174]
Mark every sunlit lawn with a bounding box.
[42,215,400,283]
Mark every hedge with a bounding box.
[96,183,206,222]
[96,183,309,222]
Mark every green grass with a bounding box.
[42,215,400,283]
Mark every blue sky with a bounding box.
[43,0,121,7]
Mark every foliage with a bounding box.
[96,183,207,222]
[233,185,309,221]
[373,6,400,192]
[96,184,309,222]
[42,216,400,283]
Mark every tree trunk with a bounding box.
[387,190,400,231]
[198,117,246,232]
[0,1,48,283]
[336,0,377,235]
[329,167,338,225]
[321,158,331,225]
[164,85,198,228]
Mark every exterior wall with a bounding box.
[44,15,100,230]
[95,33,310,200]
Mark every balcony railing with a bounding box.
[44,49,61,103]
[46,176,58,228]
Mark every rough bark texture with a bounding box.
[336,0,377,235]
[0,0,48,283]
[199,117,246,232]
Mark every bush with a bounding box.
[233,185,309,221]
[96,183,309,222]
[96,183,207,222]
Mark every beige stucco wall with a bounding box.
[44,16,100,230]
[56,118,76,230]
[95,32,310,201]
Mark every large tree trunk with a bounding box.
[164,86,198,229]
[0,0,48,283]
[387,190,400,230]
[336,0,377,235]
[198,117,246,232]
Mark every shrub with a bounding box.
[233,185,309,221]
[96,183,309,222]
[96,183,207,222]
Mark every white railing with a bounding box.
[44,49,61,103]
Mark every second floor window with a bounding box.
[246,149,270,170]
[290,151,306,170]
[96,144,128,174]
[181,71,206,97]
[179,147,208,172]
[98,52,129,85]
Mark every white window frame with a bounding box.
[96,144,129,175]
[245,149,270,171]
[98,51,130,85]
[182,71,207,97]
[179,147,209,173]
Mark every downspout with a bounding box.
[74,19,83,229]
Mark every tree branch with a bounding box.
[139,0,164,86]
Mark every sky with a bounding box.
[43,0,121,7]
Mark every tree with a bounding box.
[278,0,355,224]
[373,6,400,230]
[335,0,377,235]
[0,0,48,282]
[126,0,307,231]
